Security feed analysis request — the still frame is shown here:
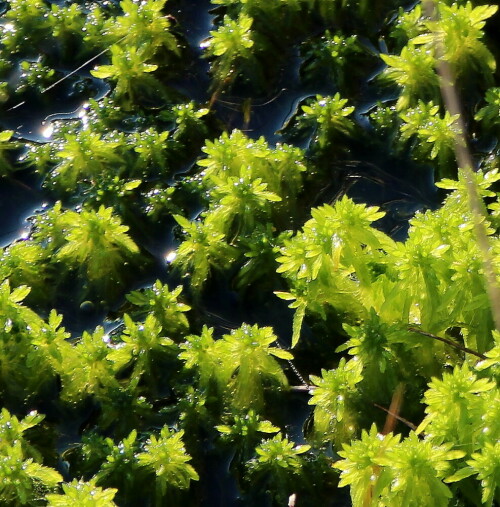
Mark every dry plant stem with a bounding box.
[381,383,405,434]
[423,0,500,332]
[7,34,128,111]
[408,327,486,359]
[374,404,417,432]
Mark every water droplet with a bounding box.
[41,123,54,139]
[164,251,177,263]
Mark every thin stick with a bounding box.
[374,402,417,431]
[422,0,500,332]
[408,326,486,360]
[7,35,127,111]
[382,383,405,434]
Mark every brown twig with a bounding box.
[423,0,500,332]
[374,403,417,432]
[408,326,486,359]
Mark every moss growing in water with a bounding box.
[0,0,500,505]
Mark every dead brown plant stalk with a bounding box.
[423,0,500,332]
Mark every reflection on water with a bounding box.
[0,175,44,247]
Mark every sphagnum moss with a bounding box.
[0,0,499,505]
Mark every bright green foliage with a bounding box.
[0,408,44,458]
[169,102,209,138]
[45,479,118,507]
[412,2,498,86]
[448,441,500,506]
[399,100,460,175]
[251,433,310,471]
[381,433,464,506]
[0,441,62,505]
[1,0,51,52]
[81,4,110,49]
[94,430,143,498]
[216,324,292,410]
[0,281,67,402]
[246,433,310,504]
[278,170,499,350]
[204,14,255,88]
[475,87,500,132]
[437,167,500,203]
[334,425,401,506]
[389,4,426,46]
[15,60,56,95]
[81,0,180,59]
[0,279,39,329]
[476,330,500,378]
[276,196,390,346]
[83,174,142,211]
[308,358,363,444]
[180,324,291,410]
[173,215,237,288]
[0,242,51,305]
[29,309,72,372]
[417,363,497,454]
[339,310,418,407]
[333,425,464,507]
[179,326,222,391]
[126,281,190,339]
[91,45,162,107]
[207,164,282,237]
[48,3,86,57]
[0,408,62,505]
[107,314,175,383]
[137,427,199,498]
[335,426,463,507]
[275,170,500,500]
[0,130,20,177]
[198,130,306,209]
[217,410,279,460]
[298,93,355,149]
[128,128,170,175]
[59,326,116,402]
[174,130,306,289]
[380,45,440,111]
[340,309,402,377]
[55,205,139,286]
[109,0,180,58]
[1,0,500,504]
[51,129,124,191]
